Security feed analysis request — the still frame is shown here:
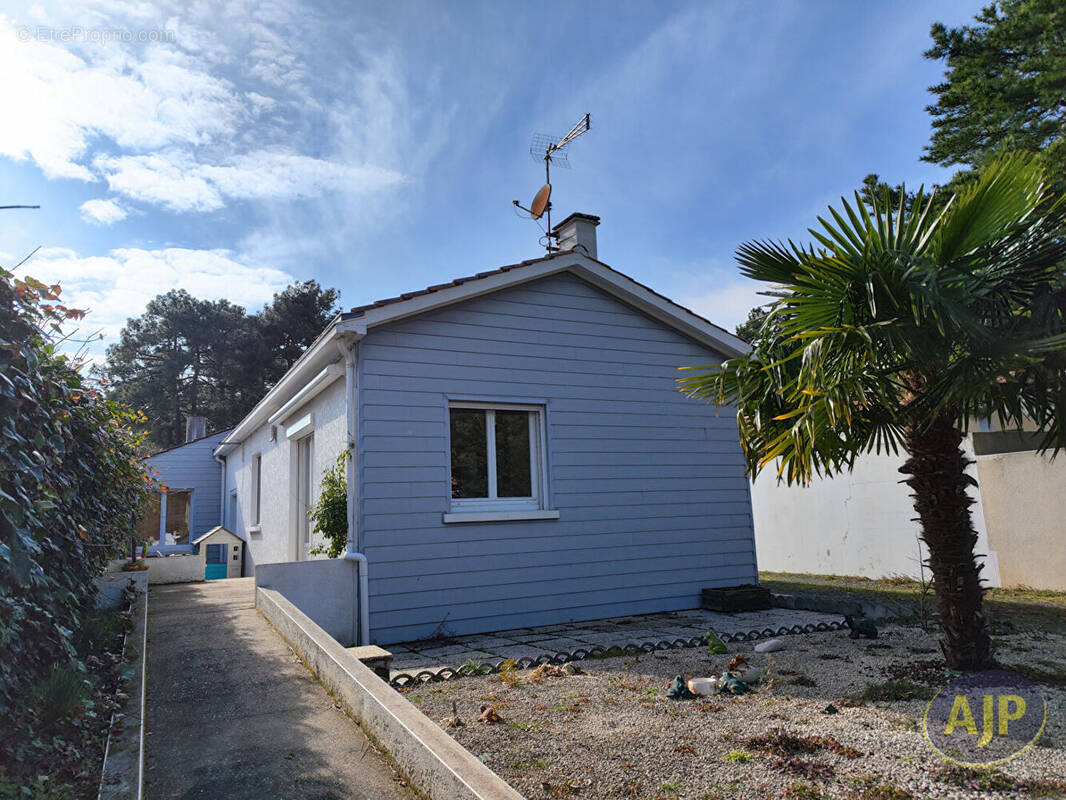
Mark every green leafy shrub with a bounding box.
[0,268,149,713]
[308,451,349,558]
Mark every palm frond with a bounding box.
[683,153,1066,483]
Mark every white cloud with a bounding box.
[680,278,771,335]
[17,245,295,355]
[95,149,404,212]
[0,18,239,180]
[80,198,128,224]
[0,5,416,217]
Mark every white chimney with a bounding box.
[185,416,207,442]
[551,212,599,260]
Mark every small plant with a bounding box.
[724,749,752,763]
[658,781,681,795]
[459,658,488,676]
[788,673,817,687]
[509,719,539,732]
[307,451,349,558]
[911,534,935,631]
[30,664,90,728]
[498,659,519,687]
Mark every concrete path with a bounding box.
[144,578,414,800]
[389,606,842,679]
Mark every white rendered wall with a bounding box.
[145,554,205,584]
[751,438,1000,586]
[224,378,348,575]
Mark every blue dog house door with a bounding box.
[205,543,227,580]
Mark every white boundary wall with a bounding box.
[751,438,1002,587]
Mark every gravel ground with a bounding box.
[408,624,1066,799]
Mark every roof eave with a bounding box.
[214,316,363,455]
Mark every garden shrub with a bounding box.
[0,268,149,715]
[308,451,349,558]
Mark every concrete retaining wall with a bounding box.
[255,559,357,646]
[256,586,523,800]
[98,579,147,799]
[95,571,149,609]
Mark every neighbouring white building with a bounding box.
[752,422,1066,591]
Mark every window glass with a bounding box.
[450,408,488,498]
[495,410,532,497]
[137,492,162,544]
[253,454,262,524]
[164,490,191,544]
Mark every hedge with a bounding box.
[0,267,149,714]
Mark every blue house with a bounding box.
[138,423,231,553]
[217,213,755,645]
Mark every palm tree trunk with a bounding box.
[900,407,993,670]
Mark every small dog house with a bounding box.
[193,527,243,580]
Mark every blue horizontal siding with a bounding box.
[142,430,228,541]
[357,271,756,644]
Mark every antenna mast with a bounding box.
[513,113,591,253]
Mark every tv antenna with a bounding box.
[513,113,590,253]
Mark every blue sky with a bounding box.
[1,0,981,362]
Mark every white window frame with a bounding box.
[445,401,557,523]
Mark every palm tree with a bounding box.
[681,155,1066,670]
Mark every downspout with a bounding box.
[337,339,370,646]
[214,453,226,529]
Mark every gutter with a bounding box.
[337,338,370,646]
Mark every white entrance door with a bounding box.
[296,434,314,560]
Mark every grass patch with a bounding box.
[783,783,828,800]
[771,758,835,779]
[744,728,862,759]
[508,719,540,732]
[847,775,914,799]
[851,679,933,703]
[724,749,752,763]
[1010,661,1066,688]
[761,571,1066,632]
[933,765,1066,795]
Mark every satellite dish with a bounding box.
[513,113,592,253]
[530,184,551,220]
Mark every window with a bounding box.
[163,490,192,544]
[136,489,192,546]
[446,402,556,522]
[252,453,262,525]
[296,434,314,558]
